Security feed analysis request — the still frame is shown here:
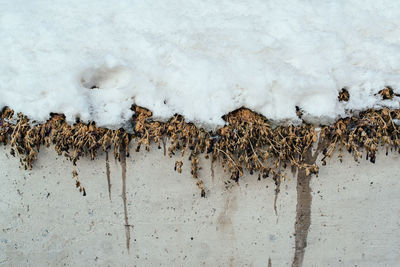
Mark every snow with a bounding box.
[1,0,400,128]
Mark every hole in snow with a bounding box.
[80,65,133,90]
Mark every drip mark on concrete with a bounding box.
[210,158,215,182]
[268,257,272,267]
[105,152,112,201]
[291,163,312,267]
[291,165,297,178]
[273,177,280,218]
[120,148,131,252]
[162,138,166,156]
[291,138,326,267]
[274,160,283,220]
[217,192,237,238]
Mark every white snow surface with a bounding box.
[1,0,400,128]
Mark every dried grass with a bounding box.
[1,95,400,196]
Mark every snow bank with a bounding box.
[1,0,400,128]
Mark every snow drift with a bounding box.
[1,0,400,128]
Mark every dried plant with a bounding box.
[376,86,400,100]
[320,107,400,164]
[338,88,350,102]
[72,169,86,196]
[2,89,400,197]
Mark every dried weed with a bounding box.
[2,92,400,196]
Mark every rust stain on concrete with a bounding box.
[105,152,111,201]
[120,148,131,252]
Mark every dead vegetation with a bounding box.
[320,107,400,164]
[1,92,400,197]
[377,86,399,100]
[338,88,350,102]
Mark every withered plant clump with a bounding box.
[1,104,400,197]
[338,88,350,102]
[377,86,400,100]
[320,107,400,164]
[132,106,319,196]
[0,107,131,195]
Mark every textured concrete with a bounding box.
[0,144,400,266]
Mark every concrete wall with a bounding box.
[1,144,400,266]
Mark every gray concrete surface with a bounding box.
[0,144,399,266]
